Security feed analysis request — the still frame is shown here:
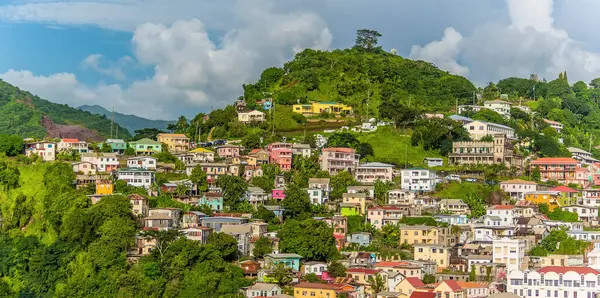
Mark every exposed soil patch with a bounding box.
[42,115,104,142]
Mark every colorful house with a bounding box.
[129,138,162,155]
[340,203,360,216]
[157,133,190,153]
[549,185,580,206]
[525,191,562,211]
[342,193,367,215]
[189,147,215,162]
[529,157,579,184]
[292,101,353,116]
[272,188,285,201]
[199,192,224,212]
[268,142,293,171]
[96,180,114,195]
[249,149,269,164]
[217,144,241,159]
[293,283,355,298]
[396,277,425,297]
[264,253,302,271]
[101,139,127,154]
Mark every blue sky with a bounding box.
[1,0,600,120]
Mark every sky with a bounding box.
[1,0,600,120]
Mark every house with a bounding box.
[348,252,376,268]
[492,237,526,272]
[249,149,270,164]
[396,277,425,297]
[320,147,360,175]
[57,138,88,153]
[116,168,155,189]
[399,226,443,245]
[234,99,247,112]
[200,216,248,232]
[220,224,252,256]
[198,192,223,212]
[81,152,119,172]
[265,253,302,271]
[25,141,56,161]
[549,185,579,205]
[186,163,231,185]
[529,157,579,185]
[438,199,471,215]
[388,190,417,205]
[181,211,205,228]
[245,283,282,298]
[268,143,293,171]
[424,158,443,167]
[507,266,600,298]
[581,188,600,206]
[303,261,328,278]
[430,280,467,298]
[144,209,178,230]
[308,178,331,201]
[413,244,450,271]
[355,162,394,183]
[264,205,285,222]
[240,260,261,276]
[243,165,263,181]
[129,194,149,217]
[486,205,516,226]
[272,188,285,201]
[563,205,600,223]
[157,133,190,153]
[95,179,113,195]
[128,138,162,155]
[346,232,371,247]
[543,118,564,133]
[368,205,421,229]
[434,214,469,225]
[568,147,598,164]
[347,185,375,198]
[463,120,515,140]
[72,161,97,175]
[346,268,386,286]
[292,101,353,116]
[293,283,355,298]
[448,135,522,168]
[246,187,268,209]
[375,261,423,279]
[217,144,241,159]
[292,143,312,158]
[341,193,367,215]
[400,168,437,192]
[126,156,157,170]
[483,100,511,118]
[101,139,127,154]
[188,147,215,162]
[524,191,562,211]
[181,226,212,244]
[238,110,266,123]
[500,179,537,200]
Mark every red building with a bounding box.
[529,157,579,185]
[267,142,293,171]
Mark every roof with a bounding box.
[220,225,252,235]
[322,147,356,153]
[500,179,537,185]
[549,186,579,193]
[485,99,511,104]
[106,138,125,143]
[358,162,394,168]
[410,293,436,298]
[294,283,348,291]
[467,120,514,131]
[568,147,593,155]
[441,280,463,291]
[248,283,279,291]
[530,157,578,165]
[346,268,381,275]
[456,281,490,289]
[488,205,515,210]
[157,133,188,138]
[449,114,474,122]
[249,149,267,154]
[404,277,425,287]
[128,194,148,201]
[265,253,302,259]
[61,138,80,143]
[537,266,600,275]
[308,178,330,184]
[131,138,161,145]
[189,147,213,153]
[375,261,411,267]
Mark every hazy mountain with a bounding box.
[78,105,174,134]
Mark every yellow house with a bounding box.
[524,191,561,211]
[395,277,425,297]
[240,155,257,166]
[374,261,422,279]
[413,244,450,271]
[96,180,114,195]
[292,102,353,116]
[399,225,441,245]
[293,283,354,298]
[157,133,190,153]
[342,193,367,215]
[432,280,466,298]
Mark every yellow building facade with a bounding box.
[413,244,450,271]
[292,102,353,116]
[157,133,190,153]
[293,283,354,298]
[524,191,561,211]
[399,226,441,245]
[342,193,367,215]
[96,180,114,195]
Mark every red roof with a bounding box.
[368,205,404,211]
[346,268,381,275]
[530,157,578,165]
[549,186,579,193]
[295,283,348,290]
[538,266,600,275]
[375,261,411,267]
[249,149,265,154]
[410,293,436,298]
[62,138,79,143]
[322,147,356,153]
[442,280,463,291]
[333,234,345,239]
[489,205,515,210]
[405,277,425,287]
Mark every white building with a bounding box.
[492,237,526,273]
[507,266,600,298]
[245,187,268,208]
[57,138,89,153]
[424,158,443,167]
[307,188,326,205]
[388,190,417,205]
[544,119,564,133]
[292,143,312,158]
[238,110,265,123]
[355,162,394,183]
[127,156,157,170]
[303,261,328,277]
[457,105,484,115]
[486,205,516,226]
[500,179,538,200]
[400,168,437,192]
[484,100,512,118]
[464,120,515,140]
[568,147,599,164]
[245,283,282,298]
[116,168,155,189]
[308,178,330,202]
[25,141,56,161]
[582,189,600,207]
[81,152,119,172]
[562,205,600,223]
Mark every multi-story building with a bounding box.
[128,193,149,217]
[116,167,155,189]
[181,226,212,244]
[292,143,312,158]
[448,134,522,168]
[529,157,579,184]
[500,179,538,200]
[72,161,97,175]
[367,206,409,229]
[292,101,353,116]
[463,120,515,140]
[525,191,562,211]
[544,118,564,133]
[388,190,417,205]
[341,193,367,215]
[457,105,484,115]
[308,178,331,202]
[249,149,269,164]
[217,144,241,159]
[569,147,599,165]
[188,147,215,163]
[399,225,441,245]
[413,244,450,271]
[268,143,293,171]
[492,237,526,273]
[126,156,157,170]
[220,224,252,256]
[81,152,119,172]
[198,192,223,212]
[320,147,360,175]
[25,141,56,161]
[128,138,162,155]
[237,110,265,123]
[57,138,89,153]
[438,199,471,215]
[101,139,127,154]
[483,100,511,118]
[507,266,600,298]
[581,188,600,207]
[400,168,437,192]
[355,162,394,183]
[157,133,190,153]
[293,283,355,298]
[186,163,235,185]
[486,205,516,226]
[246,187,268,209]
[563,205,600,223]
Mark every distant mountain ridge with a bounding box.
[78,105,174,134]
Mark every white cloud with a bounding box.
[0,2,332,119]
[409,0,600,85]
[80,54,131,80]
[409,27,469,76]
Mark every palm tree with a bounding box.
[367,274,386,295]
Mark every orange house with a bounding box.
[529,157,579,184]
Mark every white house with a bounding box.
[507,267,600,298]
[562,205,599,223]
[500,179,537,200]
[25,141,56,161]
[81,152,119,172]
[116,168,155,189]
[238,110,265,124]
[463,120,515,140]
[457,105,484,115]
[72,161,97,175]
[486,205,516,226]
[127,156,157,170]
[492,237,525,273]
[568,147,598,164]
[581,189,600,207]
[400,168,437,192]
[57,138,89,153]
[308,178,330,202]
[245,283,282,298]
[292,143,312,158]
[484,100,511,118]
[245,187,268,208]
[544,119,564,133]
[307,188,326,205]
[303,261,328,277]
[355,162,394,183]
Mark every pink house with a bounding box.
[272,188,285,201]
[217,144,241,159]
[268,143,293,171]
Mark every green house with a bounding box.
[99,139,128,154]
[340,203,360,216]
[129,138,162,155]
[198,192,223,212]
[264,253,302,271]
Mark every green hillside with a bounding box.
[78,104,174,134]
[0,80,131,140]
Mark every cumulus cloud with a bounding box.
[410,0,600,85]
[81,54,132,80]
[0,2,332,119]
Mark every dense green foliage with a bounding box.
[278,219,338,261]
[530,229,589,256]
[437,182,504,218]
[538,204,579,222]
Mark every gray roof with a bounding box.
[265,253,302,259]
[449,114,474,122]
[247,283,280,291]
[247,187,266,194]
[308,178,330,184]
[486,215,502,221]
[220,224,252,235]
[358,162,394,168]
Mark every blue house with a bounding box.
[199,192,224,212]
[264,205,285,222]
[346,232,372,247]
[434,214,469,225]
[264,253,302,271]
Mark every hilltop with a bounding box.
[79,104,174,134]
[0,80,131,140]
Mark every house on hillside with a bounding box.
[238,110,265,124]
[127,156,157,170]
[25,141,56,161]
[129,138,162,155]
[58,138,89,153]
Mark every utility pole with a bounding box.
[110,105,115,139]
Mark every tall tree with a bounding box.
[217,175,248,208]
[189,165,208,192]
[354,29,382,52]
[282,183,312,220]
[0,134,24,156]
[278,219,338,261]
[252,236,273,258]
